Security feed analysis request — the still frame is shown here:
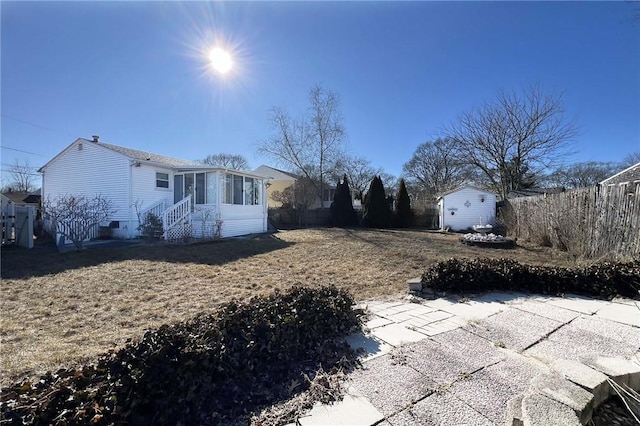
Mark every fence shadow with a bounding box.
[1,233,293,280]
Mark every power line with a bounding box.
[0,146,48,156]
[1,162,38,170]
[0,169,40,176]
[1,113,64,133]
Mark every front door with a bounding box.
[174,175,184,203]
[174,173,206,205]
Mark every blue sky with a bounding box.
[2,1,639,187]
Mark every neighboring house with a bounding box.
[253,164,361,209]
[506,187,565,199]
[252,165,301,208]
[0,189,41,208]
[599,162,640,186]
[39,136,268,242]
[437,184,497,231]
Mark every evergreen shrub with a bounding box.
[0,286,361,425]
[330,175,358,227]
[363,176,391,228]
[421,258,640,300]
[394,178,413,228]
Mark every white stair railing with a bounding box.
[162,196,191,240]
[140,199,167,220]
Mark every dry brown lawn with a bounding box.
[0,228,576,386]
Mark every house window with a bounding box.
[206,172,217,204]
[156,172,169,188]
[244,177,262,205]
[323,188,335,202]
[233,175,244,205]
[221,173,262,205]
[223,174,233,204]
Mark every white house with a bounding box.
[437,185,497,231]
[39,136,268,243]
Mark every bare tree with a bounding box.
[258,85,346,206]
[379,172,398,197]
[201,153,250,170]
[43,194,116,250]
[332,155,384,200]
[5,159,37,193]
[620,152,640,168]
[445,86,577,199]
[546,161,620,189]
[402,138,471,199]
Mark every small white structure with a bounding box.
[437,185,497,231]
[39,137,268,244]
[1,194,35,248]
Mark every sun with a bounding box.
[209,47,233,74]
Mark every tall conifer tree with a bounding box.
[394,178,413,227]
[363,176,391,228]
[330,175,357,226]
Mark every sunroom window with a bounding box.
[222,173,262,205]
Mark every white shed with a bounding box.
[437,185,497,231]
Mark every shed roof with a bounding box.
[436,184,496,200]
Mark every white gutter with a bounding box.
[128,160,133,238]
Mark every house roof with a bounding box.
[436,184,496,200]
[39,138,201,171]
[39,137,267,179]
[253,165,301,180]
[96,141,202,167]
[599,161,640,186]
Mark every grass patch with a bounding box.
[1,228,576,386]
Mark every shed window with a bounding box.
[156,172,169,188]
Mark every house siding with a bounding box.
[439,186,496,231]
[42,140,130,228]
[130,164,174,235]
[265,180,294,207]
[218,204,267,237]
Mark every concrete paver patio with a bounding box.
[297,293,640,425]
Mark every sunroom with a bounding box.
[146,168,268,240]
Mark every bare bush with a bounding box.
[43,194,116,250]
